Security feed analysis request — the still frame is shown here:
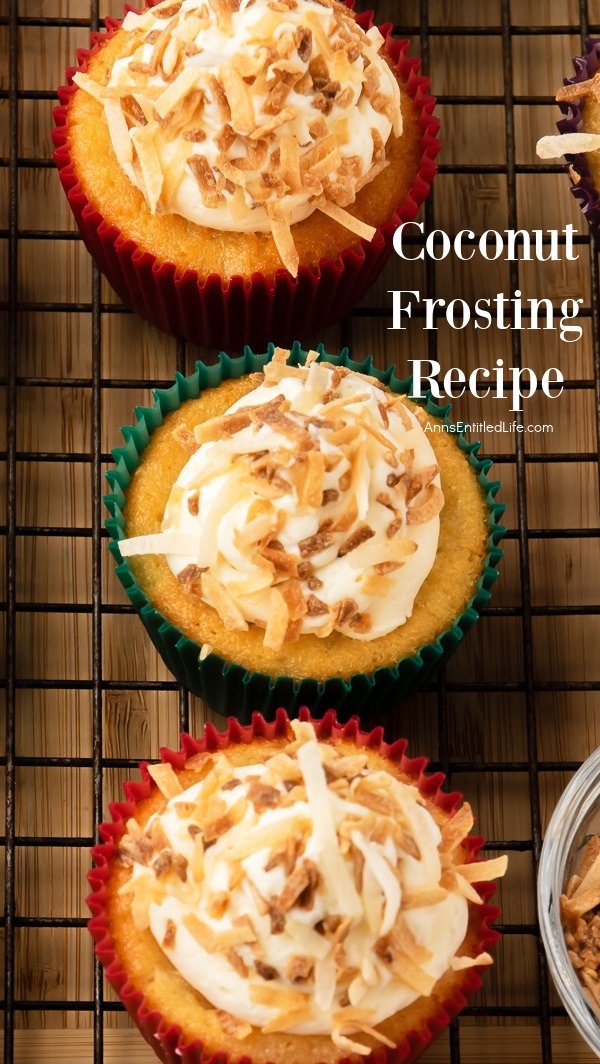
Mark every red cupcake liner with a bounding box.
[88,707,501,1064]
[52,3,440,350]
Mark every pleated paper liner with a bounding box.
[51,3,440,350]
[87,707,502,1064]
[555,38,600,242]
[104,344,506,724]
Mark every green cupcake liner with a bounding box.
[105,344,505,725]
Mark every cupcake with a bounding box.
[536,39,600,243]
[88,710,507,1064]
[105,345,505,721]
[52,0,440,349]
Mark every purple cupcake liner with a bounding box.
[555,38,600,242]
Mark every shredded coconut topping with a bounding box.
[120,349,445,647]
[536,69,600,162]
[561,835,600,1018]
[118,721,507,1047]
[72,0,401,274]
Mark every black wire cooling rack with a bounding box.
[2,0,600,1062]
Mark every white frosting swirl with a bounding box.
[81,0,400,242]
[123,723,469,1041]
[120,353,444,647]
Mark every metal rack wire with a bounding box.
[2,0,600,1062]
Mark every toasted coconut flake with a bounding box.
[104,98,134,166]
[250,105,296,140]
[361,572,393,597]
[208,889,231,923]
[454,871,484,905]
[155,66,200,118]
[131,124,163,213]
[221,64,255,134]
[405,464,439,502]
[162,138,193,207]
[183,912,257,952]
[352,831,400,936]
[454,856,508,883]
[279,133,302,191]
[208,0,233,30]
[297,740,363,918]
[172,424,199,453]
[74,71,131,101]
[329,503,358,533]
[441,802,474,852]
[184,750,214,772]
[562,887,600,918]
[125,816,142,839]
[226,948,249,978]
[299,451,326,509]
[556,76,600,102]
[264,587,290,651]
[536,132,600,159]
[565,873,582,899]
[321,391,370,414]
[161,33,181,77]
[149,0,182,17]
[573,850,600,900]
[280,579,308,622]
[568,163,582,184]
[204,795,248,845]
[268,214,300,278]
[375,929,436,996]
[201,572,248,631]
[451,952,494,971]
[403,886,448,909]
[148,762,183,799]
[188,155,225,208]
[274,858,321,914]
[347,535,416,571]
[580,837,600,880]
[222,814,311,861]
[331,1028,372,1057]
[216,1010,252,1040]
[316,198,377,241]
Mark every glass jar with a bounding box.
[539,746,600,1056]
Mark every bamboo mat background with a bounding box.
[2,0,600,1061]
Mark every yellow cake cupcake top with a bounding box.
[118,721,507,1051]
[120,349,446,649]
[72,0,401,274]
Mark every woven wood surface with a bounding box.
[1,0,600,1061]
